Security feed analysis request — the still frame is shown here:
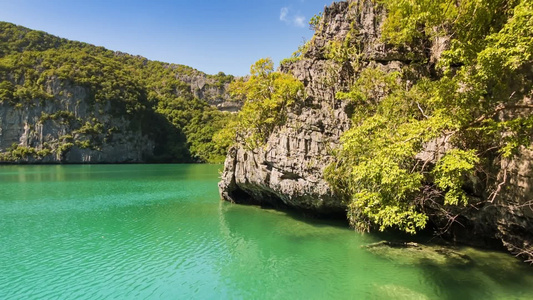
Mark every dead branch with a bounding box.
[515,247,533,264]
[516,200,533,210]
[488,168,508,203]
[469,103,533,128]
[416,102,430,119]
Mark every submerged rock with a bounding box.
[362,241,473,266]
[371,284,429,300]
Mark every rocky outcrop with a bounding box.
[0,77,153,163]
[113,53,239,112]
[174,68,240,112]
[219,95,351,214]
[219,0,533,262]
[219,2,352,214]
[220,0,415,214]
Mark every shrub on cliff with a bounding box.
[226,58,304,149]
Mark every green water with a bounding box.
[0,164,531,299]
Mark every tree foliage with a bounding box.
[228,58,304,148]
[326,0,533,233]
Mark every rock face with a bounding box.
[174,68,240,112]
[220,8,344,214]
[219,98,351,214]
[492,149,533,260]
[0,21,239,164]
[0,77,153,163]
[219,0,533,261]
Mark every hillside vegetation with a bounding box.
[0,22,235,163]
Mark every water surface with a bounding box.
[0,164,531,299]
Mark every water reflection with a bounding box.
[217,200,533,299]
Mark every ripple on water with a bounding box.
[1,165,533,299]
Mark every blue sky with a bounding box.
[0,0,332,76]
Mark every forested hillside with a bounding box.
[0,22,236,163]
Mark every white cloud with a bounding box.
[280,7,306,28]
[294,15,305,27]
[280,7,289,21]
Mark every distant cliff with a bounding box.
[220,0,533,262]
[0,22,239,163]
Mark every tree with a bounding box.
[228,58,304,148]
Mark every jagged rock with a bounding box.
[220,0,421,214]
[219,93,351,214]
[174,68,240,112]
[220,0,417,213]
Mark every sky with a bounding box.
[0,0,332,76]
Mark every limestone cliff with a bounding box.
[219,0,533,262]
[174,68,240,112]
[0,71,232,163]
[0,77,153,163]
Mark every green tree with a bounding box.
[228,58,304,148]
